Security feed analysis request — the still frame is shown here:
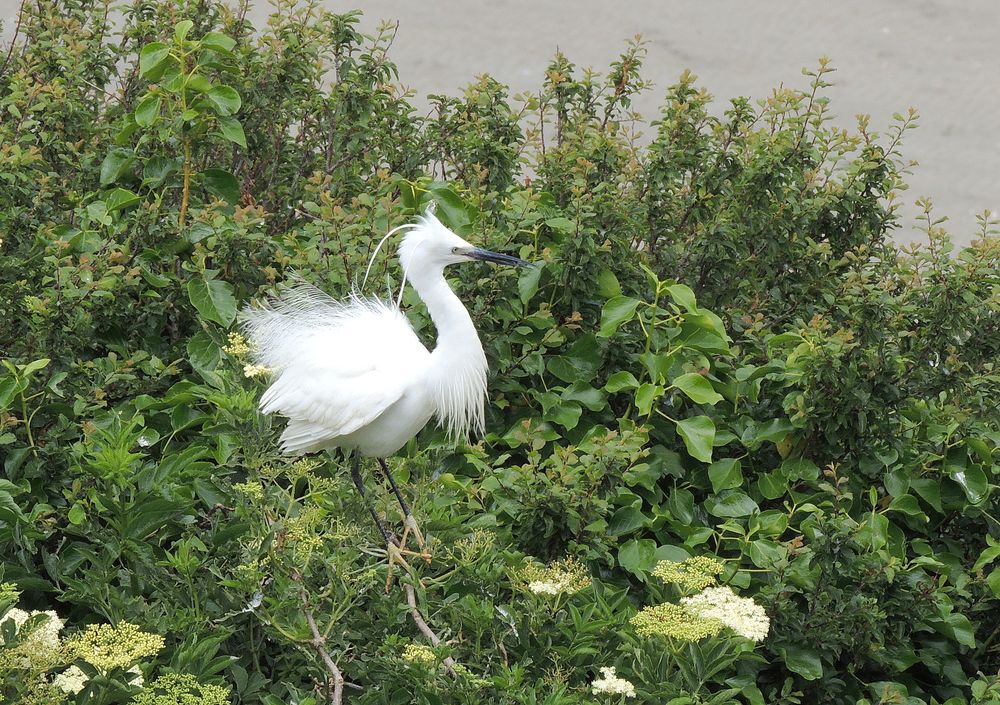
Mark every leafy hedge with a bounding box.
[2,1,1000,704]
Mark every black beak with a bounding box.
[467,247,534,268]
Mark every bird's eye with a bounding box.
[451,247,459,254]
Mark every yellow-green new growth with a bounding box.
[65,622,164,672]
[651,556,724,591]
[401,643,437,665]
[515,556,592,597]
[131,673,230,705]
[630,603,723,641]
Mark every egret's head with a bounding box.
[398,211,532,273]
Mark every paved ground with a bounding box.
[3,0,997,244]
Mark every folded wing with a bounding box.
[241,282,429,453]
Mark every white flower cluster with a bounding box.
[243,363,271,379]
[53,665,89,694]
[591,666,636,698]
[4,608,63,663]
[681,585,770,642]
[527,580,562,595]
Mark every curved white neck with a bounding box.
[406,264,487,440]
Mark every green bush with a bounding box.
[2,1,999,703]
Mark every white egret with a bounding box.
[241,210,531,570]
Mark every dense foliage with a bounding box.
[2,1,1000,703]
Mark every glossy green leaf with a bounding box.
[708,458,743,493]
[598,296,640,337]
[676,415,715,463]
[605,371,639,393]
[139,42,171,77]
[134,94,162,127]
[202,168,240,203]
[187,276,237,327]
[665,283,697,312]
[672,372,723,405]
[202,31,237,53]
[100,148,135,186]
[217,116,247,148]
[104,188,142,212]
[781,647,823,680]
[205,85,242,116]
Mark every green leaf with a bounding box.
[561,383,605,411]
[517,264,542,305]
[545,402,581,430]
[139,42,171,78]
[217,116,247,148]
[104,188,142,212]
[187,276,237,327]
[100,148,135,186]
[706,490,758,518]
[708,458,743,493]
[618,538,656,576]
[598,296,640,338]
[988,568,1000,599]
[202,168,240,203]
[173,20,194,42]
[134,94,161,127]
[67,504,86,525]
[205,85,242,116]
[597,269,621,298]
[676,415,716,463]
[780,647,823,680]
[142,156,177,187]
[887,494,927,520]
[201,31,236,53]
[950,466,988,504]
[608,507,648,536]
[605,371,639,393]
[665,283,697,312]
[634,383,661,416]
[671,372,723,405]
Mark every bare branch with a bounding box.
[403,582,458,676]
[301,592,345,705]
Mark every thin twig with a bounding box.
[301,592,345,705]
[403,582,458,675]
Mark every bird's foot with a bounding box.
[399,513,431,564]
[384,538,427,593]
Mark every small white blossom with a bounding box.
[243,363,271,379]
[4,608,63,663]
[527,580,563,595]
[137,435,152,448]
[681,585,770,642]
[591,666,636,698]
[53,665,89,694]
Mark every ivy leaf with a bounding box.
[676,415,715,463]
[217,116,247,148]
[187,276,237,327]
[598,296,640,337]
[605,371,639,393]
[671,372,723,405]
[205,85,242,116]
[708,458,743,493]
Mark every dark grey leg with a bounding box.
[377,458,412,518]
[350,454,398,547]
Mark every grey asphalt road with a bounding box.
[4,0,997,245]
